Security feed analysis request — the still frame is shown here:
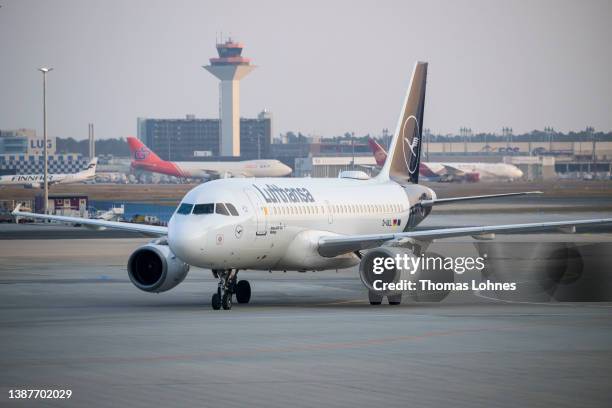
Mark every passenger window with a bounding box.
[177,203,193,215]
[225,203,239,216]
[193,203,214,214]
[215,203,230,216]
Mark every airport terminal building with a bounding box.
[0,129,88,175]
[137,111,272,161]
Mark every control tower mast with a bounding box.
[204,39,255,157]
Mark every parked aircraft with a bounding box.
[128,137,292,179]
[0,158,98,188]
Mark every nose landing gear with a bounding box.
[211,269,251,310]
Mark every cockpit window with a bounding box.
[225,203,239,216]
[193,203,214,215]
[215,203,230,216]
[176,203,193,215]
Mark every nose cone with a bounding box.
[168,215,207,265]
[279,162,293,176]
[513,167,524,178]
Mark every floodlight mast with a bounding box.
[38,67,53,214]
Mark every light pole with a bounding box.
[38,67,53,214]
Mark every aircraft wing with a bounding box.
[317,217,612,257]
[12,207,167,236]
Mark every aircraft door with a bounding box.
[244,188,268,236]
[325,200,333,224]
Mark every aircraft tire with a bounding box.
[211,293,221,310]
[368,291,383,305]
[388,294,402,305]
[222,292,232,310]
[236,280,251,304]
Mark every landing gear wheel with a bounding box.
[222,292,232,310]
[236,280,251,304]
[387,294,402,305]
[368,291,383,305]
[211,293,221,310]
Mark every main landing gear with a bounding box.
[368,291,402,306]
[211,269,251,310]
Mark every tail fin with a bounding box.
[127,137,163,164]
[376,61,428,184]
[368,138,388,167]
[82,157,98,176]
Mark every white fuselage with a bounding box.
[0,171,92,187]
[426,162,523,180]
[167,177,434,272]
[172,160,292,178]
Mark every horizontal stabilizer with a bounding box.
[421,191,542,207]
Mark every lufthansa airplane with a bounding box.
[0,158,98,188]
[13,62,612,310]
[128,137,292,179]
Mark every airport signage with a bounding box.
[27,136,56,155]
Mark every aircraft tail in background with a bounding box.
[81,158,98,177]
[368,138,387,167]
[127,137,186,177]
[127,137,164,164]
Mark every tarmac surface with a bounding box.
[1,200,612,407]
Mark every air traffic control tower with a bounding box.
[204,39,255,157]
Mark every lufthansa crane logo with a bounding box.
[235,224,244,239]
[401,115,420,175]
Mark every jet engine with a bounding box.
[359,247,454,303]
[127,243,189,293]
[472,242,612,302]
[359,247,410,296]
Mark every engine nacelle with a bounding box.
[359,247,413,296]
[127,244,189,293]
[359,247,454,302]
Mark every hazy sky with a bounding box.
[1,0,611,140]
